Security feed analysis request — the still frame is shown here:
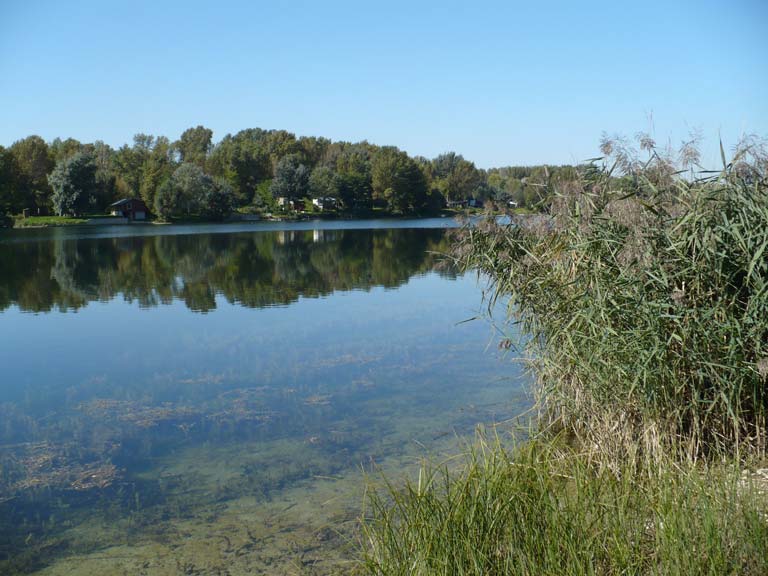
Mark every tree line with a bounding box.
[0,126,574,222]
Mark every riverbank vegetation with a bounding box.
[11,215,90,228]
[361,134,768,574]
[0,128,572,225]
[363,438,768,575]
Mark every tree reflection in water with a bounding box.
[0,228,455,313]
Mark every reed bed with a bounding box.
[453,136,768,463]
[360,135,768,574]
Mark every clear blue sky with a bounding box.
[1,0,765,168]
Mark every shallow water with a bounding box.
[0,220,528,574]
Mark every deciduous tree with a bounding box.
[9,135,54,211]
[372,147,429,213]
[270,154,310,201]
[0,146,23,219]
[48,151,97,216]
[174,126,213,167]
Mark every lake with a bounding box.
[0,220,528,575]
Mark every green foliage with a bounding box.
[430,152,482,201]
[309,165,338,200]
[9,135,54,211]
[2,125,574,219]
[337,171,373,210]
[89,141,118,211]
[174,125,213,167]
[153,178,182,221]
[372,147,430,214]
[332,144,373,209]
[113,134,174,208]
[48,151,98,216]
[298,135,330,166]
[140,136,174,208]
[0,146,23,217]
[48,137,83,164]
[261,129,303,171]
[114,142,144,196]
[153,163,234,221]
[362,134,768,576]
[229,142,272,204]
[204,178,236,220]
[486,164,576,209]
[207,133,271,205]
[252,179,275,211]
[172,162,214,209]
[270,153,310,201]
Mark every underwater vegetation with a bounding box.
[0,225,525,574]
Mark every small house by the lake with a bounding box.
[312,197,337,211]
[277,197,306,211]
[110,198,149,221]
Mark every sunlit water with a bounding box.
[0,220,529,575]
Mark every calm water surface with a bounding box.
[0,220,528,575]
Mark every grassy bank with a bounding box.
[13,215,90,227]
[362,438,768,575]
[360,135,768,574]
[6,208,483,229]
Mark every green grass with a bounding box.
[13,215,90,227]
[362,437,768,576]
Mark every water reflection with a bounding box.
[0,228,455,313]
[0,225,522,574]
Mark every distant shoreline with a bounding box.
[8,208,522,230]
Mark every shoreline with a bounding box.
[7,208,518,230]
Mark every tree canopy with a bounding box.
[1,125,574,223]
[154,163,235,221]
[48,151,98,216]
[372,147,430,214]
[269,154,310,201]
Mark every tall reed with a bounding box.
[452,135,768,463]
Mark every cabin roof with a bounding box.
[110,198,145,207]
